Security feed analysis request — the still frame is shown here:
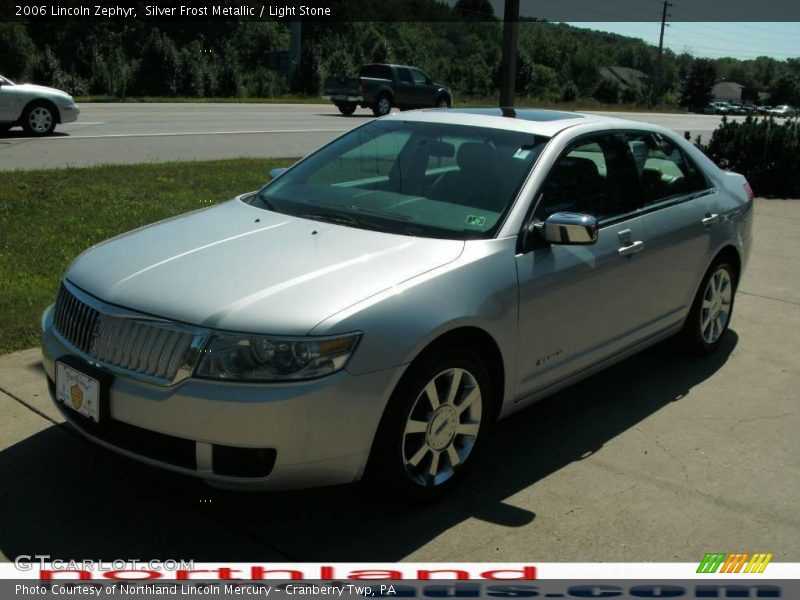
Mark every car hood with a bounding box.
[13,83,71,99]
[66,198,465,334]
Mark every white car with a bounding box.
[0,75,80,135]
[766,105,796,118]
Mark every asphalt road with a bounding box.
[0,198,798,563]
[0,103,748,171]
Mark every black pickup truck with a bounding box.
[322,64,453,117]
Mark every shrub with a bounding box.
[701,115,800,198]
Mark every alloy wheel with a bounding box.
[700,267,732,344]
[401,368,482,487]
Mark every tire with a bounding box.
[366,346,494,502]
[22,101,57,135]
[372,94,392,117]
[681,259,737,354]
[336,102,356,116]
[435,95,451,109]
[0,124,11,134]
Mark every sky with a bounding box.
[564,22,800,61]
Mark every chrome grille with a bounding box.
[53,284,196,383]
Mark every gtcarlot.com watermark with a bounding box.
[13,557,194,573]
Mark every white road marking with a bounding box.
[3,128,349,141]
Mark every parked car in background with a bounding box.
[703,101,733,115]
[766,105,796,118]
[323,63,453,117]
[756,105,773,114]
[41,109,753,499]
[728,102,748,115]
[0,74,80,135]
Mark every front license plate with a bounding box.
[56,361,101,423]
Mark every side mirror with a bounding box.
[269,167,287,180]
[538,212,598,245]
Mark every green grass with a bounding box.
[0,158,296,355]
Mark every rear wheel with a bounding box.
[682,260,737,353]
[22,101,57,135]
[372,94,392,117]
[336,102,357,116]
[367,347,493,501]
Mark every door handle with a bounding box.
[618,240,645,256]
[702,213,719,226]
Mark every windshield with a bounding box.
[254,120,549,240]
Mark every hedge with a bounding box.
[700,115,800,198]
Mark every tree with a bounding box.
[135,30,180,96]
[680,59,717,109]
[455,0,495,20]
[768,74,800,105]
[0,24,37,80]
[593,78,620,104]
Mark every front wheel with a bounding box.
[682,260,737,353]
[435,96,451,108]
[367,348,493,501]
[372,94,392,117]
[22,102,57,135]
[336,102,356,116]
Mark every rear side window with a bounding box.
[625,133,707,205]
[360,65,393,80]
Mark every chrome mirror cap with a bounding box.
[541,212,599,245]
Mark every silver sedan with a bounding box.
[41,109,754,499]
[0,74,80,135]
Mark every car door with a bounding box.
[623,131,720,328]
[410,68,435,106]
[395,68,415,107]
[514,133,655,400]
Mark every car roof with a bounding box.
[382,107,648,138]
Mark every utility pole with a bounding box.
[654,0,672,99]
[499,0,520,115]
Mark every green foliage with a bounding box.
[5,19,798,105]
[680,59,717,109]
[0,23,37,80]
[701,116,800,197]
[593,78,621,104]
[768,74,800,105]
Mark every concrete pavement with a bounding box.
[0,103,744,171]
[0,198,797,563]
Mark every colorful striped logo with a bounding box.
[697,553,773,574]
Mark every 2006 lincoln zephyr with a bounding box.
[42,108,753,499]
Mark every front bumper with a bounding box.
[41,307,399,490]
[59,103,80,124]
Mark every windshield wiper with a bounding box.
[346,205,413,221]
[297,212,361,227]
[297,211,410,235]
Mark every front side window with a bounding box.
[397,68,412,84]
[411,69,429,85]
[625,133,707,205]
[535,135,639,221]
[256,120,549,240]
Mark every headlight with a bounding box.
[194,333,360,382]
